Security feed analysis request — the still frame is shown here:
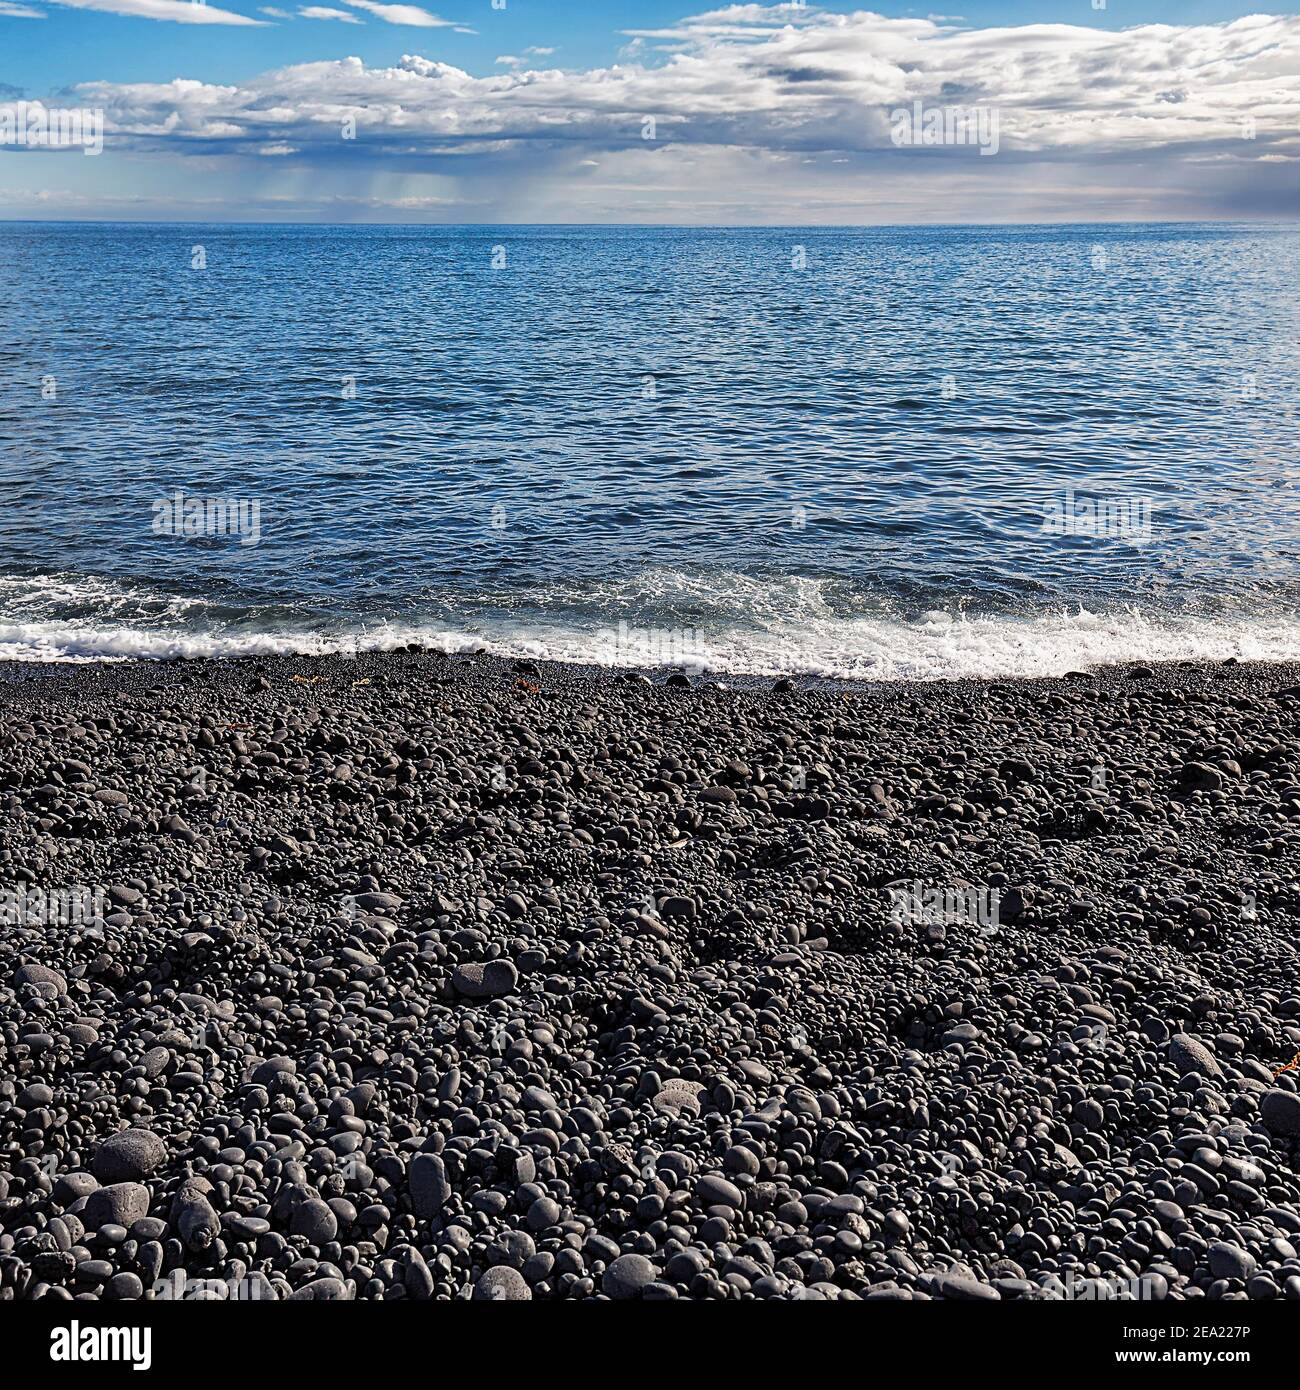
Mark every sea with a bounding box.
[1,221,1297,680]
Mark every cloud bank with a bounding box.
[7,5,1300,221]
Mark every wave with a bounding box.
[4,570,1300,679]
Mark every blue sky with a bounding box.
[2,2,1297,222]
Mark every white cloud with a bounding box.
[496,47,556,69]
[344,0,453,25]
[259,5,292,15]
[44,0,264,23]
[39,8,1300,219]
[0,1,45,16]
[300,5,361,20]
[73,12,1300,153]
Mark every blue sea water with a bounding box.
[0,221,1297,678]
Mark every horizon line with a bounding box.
[1,216,1297,230]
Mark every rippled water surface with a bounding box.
[1,222,1297,676]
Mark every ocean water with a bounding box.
[1,221,1297,679]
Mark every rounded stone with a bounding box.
[1207,1242,1256,1282]
[1168,1033,1222,1079]
[409,1153,451,1217]
[473,1266,532,1301]
[13,963,68,996]
[290,1199,339,1245]
[695,1174,744,1209]
[84,1183,151,1230]
[603,1253,657,1299]
[1260,1090,1300,1137]
[92,1129,167,1184]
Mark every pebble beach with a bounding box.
[3,650,1300,1302]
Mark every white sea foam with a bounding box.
[5,608,1300,679]
[3,569,1300,679]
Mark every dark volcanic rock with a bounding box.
[84,1184,151,1230]
[1260,1091,1300,1137]
[603,1253,658,1299]
[473,1267,532,1301]
[1,651,1300,1303]
[451,960,519,998]
[409,1153,452,1217]
[12,963,68,996]
[1168,1033,1222,1079]
[92,1128,167,1183]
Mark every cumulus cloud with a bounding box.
[71,11,1300,153]
[497,46,557,69]
[23,7,1300,219]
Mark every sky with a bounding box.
[0,1,1297,222]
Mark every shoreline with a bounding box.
[7,592,1300,680]
[5,646,1300,692]
[3,649,1300,1301]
